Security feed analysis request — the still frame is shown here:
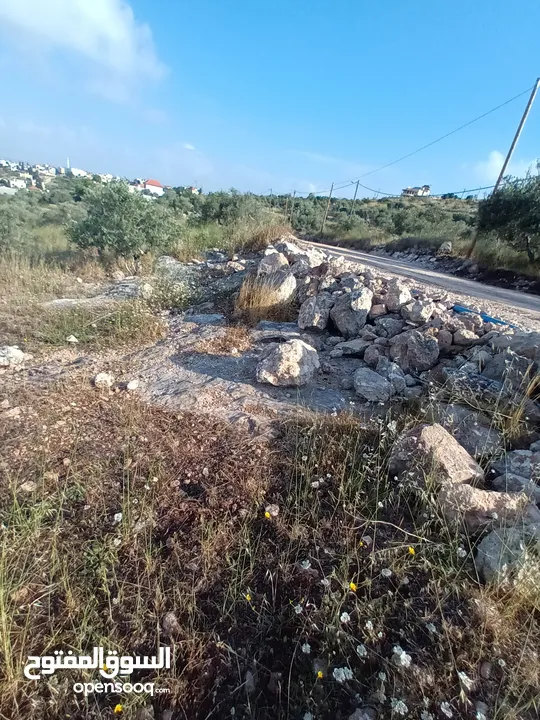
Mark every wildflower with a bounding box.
[390,698,408,716]
[293,604,303,615]
[440,702,453,718]
[356,644,368,658]
[320,578,330,588]
[332,666,353,683]
[498,658,506,667]
[457,671,474,691]
[245,593,252,602]
[316,670,323,679]
[339,611,351,623]
[265,503,279,518]
[300,559,312,570]
[264,511,271,519]
[113,537,122,547]
[301,642,311,654]
[311,480,320,489]
[378,671,387,682]
[302,455,308,461]
[113,512,122,524]
[457,547,467,559]
[349,581,357,592]
[381,568,392,578]
[365,620,374,631]
[408,546,415,555]
[392,645,412,668]
[114,705,123,715]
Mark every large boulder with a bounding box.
[261,270,297,305]
[428,403,503,459]
[330,288,373,338]
[258,252,289,275]
[491,450,540,481]
[331,338,372,358]
[491,472,540,503]
[384,279,412,312]
[0,345,29,367]
[438,483,540,533]
[374,316,405,338]
[481,349,534,392]
[298,293,334,331]
[401,300,435,325]
[389,330,440,374]
[353,367,393,402]
[490,331,540,362]
[389,423,483,486]
[256,339,319,387]
[375,357,407,393]
[475,524,540,593]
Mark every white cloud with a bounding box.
[474,150,538,184]
[0,0,165,99]
[183,143,196,151]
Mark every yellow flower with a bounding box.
[245,593,252,602]
[359,541,364,547]
[264,511,271,519]
[316,670,323,679]
[114,705,123,715]
[408,546,415,555]
[349,581,357,592]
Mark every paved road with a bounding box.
[310,240,540,322]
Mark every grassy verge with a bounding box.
[0,384,539,719]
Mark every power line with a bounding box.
[289,83,535,197]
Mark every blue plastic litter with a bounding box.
[452,303,518,329]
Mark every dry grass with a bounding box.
[234,273,296,325]
[0,254,167,351]
[1,384,539,719]
[191,325,252,355]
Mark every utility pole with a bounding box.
[348,180,360,217]
[320,183,334,234]
[467,77,540,257]
[289,190,297,225]
[284,192,290,217]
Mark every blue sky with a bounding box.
[0,0,538,197]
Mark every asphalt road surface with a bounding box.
[310,240,540,323]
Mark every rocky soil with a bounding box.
[3,234,540,591]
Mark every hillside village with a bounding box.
[0,157,201,198]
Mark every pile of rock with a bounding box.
[389,421,540,591]
[0,345,33,369]
[242,237,538,416]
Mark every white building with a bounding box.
[401,185,431,197]
[10,178,27,190]
[69,168,89,178]
[143,179,164,196]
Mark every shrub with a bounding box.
[69,182,182,258]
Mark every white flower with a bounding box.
[458,671,473,691]
[300,559,312,570]
[498,658,506,668]
[113,512,123,524]
[365,620,374,631]
[293,604,303,615]
[301,643,311,654]
[457,547,467,558]
[390,698,408,715]
[340,612,351,623]
[392,645,412,668]
[378,671,387,682]
[302,455,308,461]
[356,644,368,658]
[311,480,320,489]
[381,568,392,578]
[320,578,330,588]
[113,537,122,547]
[440,702,453,718]
[332,666,353,683]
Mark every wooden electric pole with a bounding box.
[349,180,360,217]
[289,190,297,224]
[320,183,334,234]
[467,77,540,257]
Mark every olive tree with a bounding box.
[69,181,180,257]
[477,169,540,262]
